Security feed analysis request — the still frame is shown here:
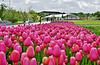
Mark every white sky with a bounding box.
[0,0,100,13]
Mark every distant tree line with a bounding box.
[71,11,100,20]
[0,3,46,23]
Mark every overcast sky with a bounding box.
[1,0,100,13]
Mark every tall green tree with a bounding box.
[0,3,7,20]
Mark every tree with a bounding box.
[0,3,7,20]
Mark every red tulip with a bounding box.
[53,45,61,57]
[26,46,35,58]
[90,48,99,61]
[75,52,82,61]
[9,50,20,63]
[70,57,76,65]
[0,51,8,65]
[30,58,37,65]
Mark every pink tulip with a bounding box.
[98,48,100,55]
[70,57,76,65]
[65,59,68,64]
[22,57,30,65]
[36,46,40,53]
[22,32,28,39]
[19,36,24,43]
[47,56,56,65]
[47,47,53,55]
[75,45,79,52]
[20,53,27,65]
[61,50,66,60]
[30,58,37,65]
[4,35,9,45]
[0,43,6,53]
[90,48,99,61]
[14,46,22,54]
[58,55,64,65]
[71,47,75,53]
[0,51,8,65]
[97,60,100,65]
[26,46,35,58]
[11,34,15,41]
[44,36,51,44]
[7,39,12,47]
[75,52,82,61]
[9,50,20,63]
[23,37,31,46]
[53,45,61,57]
[82,43,89,53]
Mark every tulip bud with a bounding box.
[75,52,82,61]
[30,58,37,65]
[90,48,99,61]
[26,46,35,58]
[97,60,100,65]
[22,32,28,39]
[36,46,40,53]
[11,34,15,41]
[23,37,31,46]
[42,57,48,65]
[53,45,61,57]
[58,55,64,65]
[9,50,20,63]
[0,51,8,65]
[0,43,6,53]
[70,57,76,65]
[22,57,30,65]
[20,53,27,65]
[47,56,56,65]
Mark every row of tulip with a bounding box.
[0,21,100,65]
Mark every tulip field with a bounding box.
[0,21,100,65]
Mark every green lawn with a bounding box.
[12,21,24,25]
[59,20,100,25]
[82,26,100,36]
[70,20,100,25]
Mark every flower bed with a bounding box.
[0,21,99,65]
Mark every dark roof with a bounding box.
[38,11,66,14]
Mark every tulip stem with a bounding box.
[57,58,58,65]
[13,62,15,65]
[94,61,96,65]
